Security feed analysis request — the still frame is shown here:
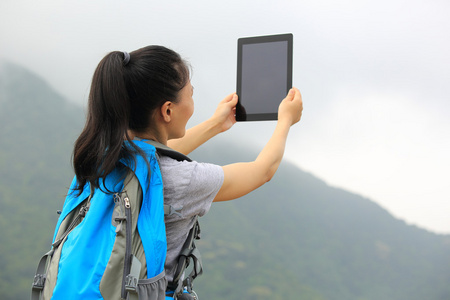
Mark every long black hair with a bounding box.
[72,45,190,193]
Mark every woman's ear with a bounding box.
[160,101,172,123]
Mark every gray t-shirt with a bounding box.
[158,156,224,283]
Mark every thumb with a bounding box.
[230,93,238,105]
[223,93,238,106]
[285,88,295,101]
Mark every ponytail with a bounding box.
[73,51,132,192]
[72,46,190,194]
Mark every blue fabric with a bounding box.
[131,141,167,278]
[50,141,167,299]
[166,289,190,299]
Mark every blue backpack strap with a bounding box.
[124,140,168,278]
[133,138,192,162]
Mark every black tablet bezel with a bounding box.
[236,33,293,121]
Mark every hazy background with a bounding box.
[1,0,449,234]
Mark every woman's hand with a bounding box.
[278,87,303,126]
[167,92,238,154]
[210,93,238,133]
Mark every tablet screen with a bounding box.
[236,33,293,121]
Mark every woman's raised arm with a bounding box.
[214,87,303,202]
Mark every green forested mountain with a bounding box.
[191,143,450,299]
[0,62,449,300]
[0,62,85,299]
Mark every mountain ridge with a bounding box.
[1,62,449,300]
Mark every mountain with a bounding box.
[0,62,449,300]
[190,143,450,299]
[0,62,84,299]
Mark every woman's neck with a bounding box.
[128,130,167,145]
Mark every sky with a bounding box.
[1,0,449,234]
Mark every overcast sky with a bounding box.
[1,0,449,234]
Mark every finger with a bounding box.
[293,87,301,99]
[231,93,238,104]
[284,88,295,101]
[225,93,238,108]
[222,93,237,103]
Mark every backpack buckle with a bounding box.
[165,205,183,217]
[125,275,138,292]
[32,274,46,290]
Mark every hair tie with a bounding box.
[123,51,130,65]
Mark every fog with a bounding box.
[1,0,449,234]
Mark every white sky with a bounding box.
[1,0,449,234]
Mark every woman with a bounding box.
[74,45,302,298]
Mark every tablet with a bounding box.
[236,33,293,121]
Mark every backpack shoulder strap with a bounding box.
[134,138,192,162]
[132,138,203,297]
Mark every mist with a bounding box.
[1,0,449,234]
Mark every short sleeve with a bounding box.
[158,156,224,221]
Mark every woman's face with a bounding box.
[168,81,194,139]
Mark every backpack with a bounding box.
[32,140,202,300]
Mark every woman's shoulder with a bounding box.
[158,156,223,187]
[158,155,196,171]
[158,156,197,184]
